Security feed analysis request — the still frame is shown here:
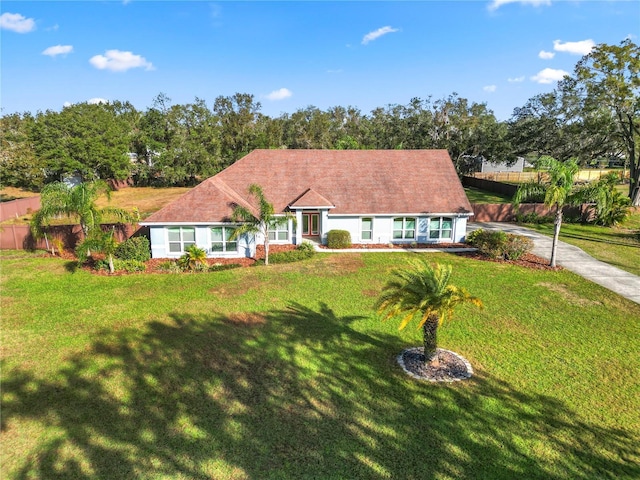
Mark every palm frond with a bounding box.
[376,260,482,332]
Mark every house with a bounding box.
[479,157,525,174]
[140,149,473,258]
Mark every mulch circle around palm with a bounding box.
[397,347,473,382]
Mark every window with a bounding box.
[361,218,373,241]
[393,217,416,240]
[429,217,453,240]
[268,218,289,241]
[168,227,196,253]
[211,226,237,253]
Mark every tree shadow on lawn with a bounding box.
[2,303,638,479]
[558,228,639,248]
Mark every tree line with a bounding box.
[1,40,638,204]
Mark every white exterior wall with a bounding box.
[324,215,470,244]
[148,225,255,259]
[147,215,470,258]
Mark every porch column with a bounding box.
[294,209,303,245]
[320,209,329,244]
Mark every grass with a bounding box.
[522,212,640,276]
[0,187,40,202]
[464,187,512,204]
[2,251,639,479]
[0,186,191,225]
[94,186,191,219]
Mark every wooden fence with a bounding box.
[0,196,41,222]
[0,224,145,251]
[470,170,628,183]
[462,176,519,197]
[469,203,587,223]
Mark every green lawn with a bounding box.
[1,251,639,479]
[522,213,640,276]
[464,187,512,204]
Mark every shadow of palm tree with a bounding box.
[2,303,639,479]
[560,230,639,248]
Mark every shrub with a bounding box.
[209,263,242,272]
[297,241,316,253]
[115,236,151,262]
[178,245,207,271]
[467,229,508,259]
[268,244,316,264]
[327,230,351,249]
[467,229,533,261]
[465,228,484,245]
[158,260,183,273]
[515,212,554,224]
[503,234,534,261]
[51,238,65,256]
[95,259,146,272]
[593,190,631,227]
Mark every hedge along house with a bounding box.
[140,149,474,259]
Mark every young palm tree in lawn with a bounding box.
[376,260,483,365]
[513,156,611,268]
[31,180,139,240]
[230,184,292,266]
[76,228,119,274]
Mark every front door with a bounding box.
[302,213,319,236]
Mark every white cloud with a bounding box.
[266,88,293,101]
[553,39,595,56]
[0,12,36,33]
[362,26,399,45]
[508,76,525,83]
[89,49,154,72]
[531,68,569,84]
[483,85,497,93]
[42,45,74,57]
[88,98,108,105]
[63,101,72,108]
[538,50,555,60]
[488,0,551,12]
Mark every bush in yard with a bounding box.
[467,229,533,260]
[209,263,242,272]
[503,234,534,261]
[158,260,183,273]
[268,243,316,264]
[465,229,484,245]
[327,230,351,249]
[95,259,146,272]
[467,229,508,259]
[515,212,554,224]
[114,236,151,262]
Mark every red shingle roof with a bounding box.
[142,149,472,224]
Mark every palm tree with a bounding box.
[30,180,139,240]
[178,245,207,271]
[230,184,293,266]
[376,260,483,365]
[76,228,119,274]
[513,156,615,267]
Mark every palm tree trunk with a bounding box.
[423,314,439,364]
[108,254,115,274]
[264,238,270,265]
[550,208,563,268]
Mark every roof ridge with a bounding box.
[210,177,258,216]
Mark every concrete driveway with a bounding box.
[469,222,640,305]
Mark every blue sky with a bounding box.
[1,1,638,121]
